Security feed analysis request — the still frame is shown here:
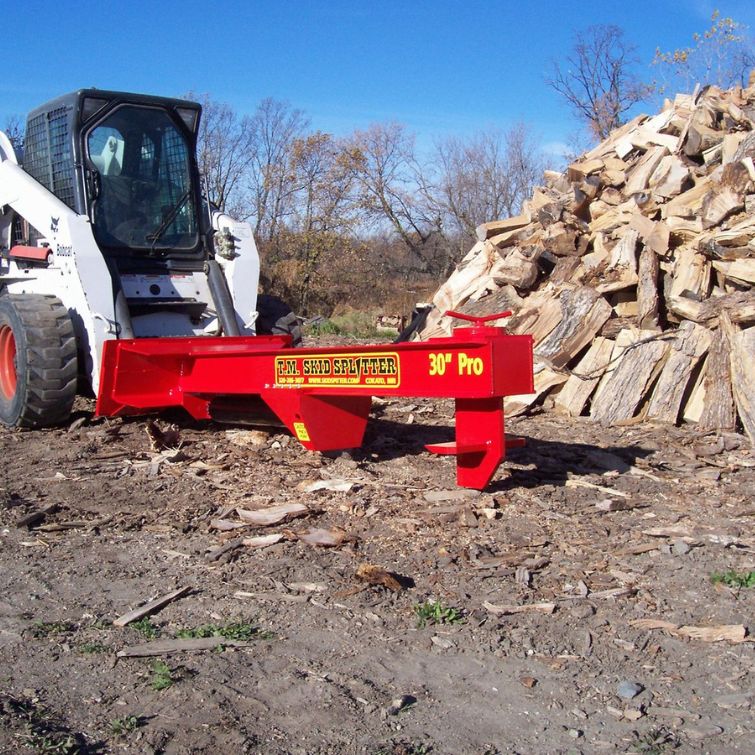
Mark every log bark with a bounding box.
[645,322,712,423]
[662,177,712,219]
[637,245,660,329]
[490,246,539,288]
[507,290,564,345]
[609,228,640,271]
[625,146,668,194]
[649,154,691,198]
[630,215,670,256]
[701,187,744,229]
[684,123,723,157]
[667,247,711,318]
[721,314,755,444]
[476,214,531,241]
[590,329,670,424]
[698,328,737,432]
[554,337,614,417]
[504,365,567,417]
[567,158,605,181]
[534,288,612,369]
[712,259,755,285]
[549,256,581,286]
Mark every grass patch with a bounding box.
[110,714,144,737]
[304,318,344,336]
[629,726,679,753]
[414,600,464,629]
[149,660,174,692]
[305,311,388,340]
[30,621,76,639]
[175,621,271,642]
[131,618,160,640]
[376,743,433,755]
[0,693,92,754]
[710,570,755,589]
[19,728,81,754]
[78,642,106,655]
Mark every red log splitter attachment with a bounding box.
[96,310,533,489]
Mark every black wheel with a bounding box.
[256,295,302,347]
[0,294,78,428]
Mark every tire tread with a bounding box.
[0,294,78,428]
[256,295,303,347]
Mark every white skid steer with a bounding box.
[0,89,299,427]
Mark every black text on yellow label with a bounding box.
[274,352,400,388]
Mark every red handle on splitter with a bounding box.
[445,310,512,326]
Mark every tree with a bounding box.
[280,132,357,313]
[653,11,755,94]
[190,94,253,216]
[3,115,24,156]
[546,25,650,140]
[343,123,440,274]
[429,125,543,248]
[246,98,309,244]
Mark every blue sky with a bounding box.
[3,1,754,160]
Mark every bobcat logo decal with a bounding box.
[50,216,59,233]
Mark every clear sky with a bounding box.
[3,0,754,158]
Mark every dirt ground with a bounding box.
[1,342,753,754]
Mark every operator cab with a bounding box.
[22,89,206,272]
[87,105,199,254]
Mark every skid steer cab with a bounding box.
[0,88,299,427]
[0,88,534,490]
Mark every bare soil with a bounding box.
[1,343,753,754]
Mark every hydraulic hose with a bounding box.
[205,259,240,336]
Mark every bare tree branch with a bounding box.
[546,25,650,140]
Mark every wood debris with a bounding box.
[15,503,59,529]
[112,586,191,627]
[629,618,750,644]
[117,637,259,657]
[296,526,356,547]
[242,533,284,548]
[416,81,755,442]
[483,600,557,616]
[144,420,181,451]
[235,503,309,527]
[565,479,631,498]
[300,478,356,493]
[355,563,407,592]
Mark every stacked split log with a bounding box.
[416,82,755,443]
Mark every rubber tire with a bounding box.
[256,295,302,347]
[0,294,78,428]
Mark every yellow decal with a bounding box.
[429,351,485,377]
[428,352,452,375]
[457,353,484,376]
[274,352,400,389]
[293,422,310,442]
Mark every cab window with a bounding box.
[86,106,199,253]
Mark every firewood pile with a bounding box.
[415,81,755,443]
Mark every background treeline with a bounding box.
[194,94,544,315]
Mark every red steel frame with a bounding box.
[95,313,534,489]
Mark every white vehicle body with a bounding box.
[0,90,261,395]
